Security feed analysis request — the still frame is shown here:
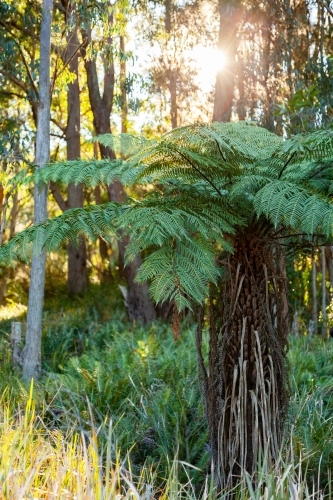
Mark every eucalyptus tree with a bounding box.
[2,122,333,482]
[80,0,156,322]
[137,0,214,130]
[211,0,333,132]
[22,0,53,381]
[0,0,89,295]
[0,125,25,303]
[52,0,88,295]
[213,0,240,122]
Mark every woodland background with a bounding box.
[1,0,333,497]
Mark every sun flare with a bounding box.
[189,46,227,90]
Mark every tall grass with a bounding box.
[0,396,331,499]
[0,296,332,498]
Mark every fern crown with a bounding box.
[2,121,333,309]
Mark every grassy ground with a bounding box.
[0,284,332,498]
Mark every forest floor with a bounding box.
[0,283,332,498]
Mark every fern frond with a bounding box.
[135,235,219,310]
[4,121,333,313]
[254,180,333,236]
[95,133,158,157]
[0,203,122,266]
[118,187,240,264]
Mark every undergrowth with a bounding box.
[0,289,333,498]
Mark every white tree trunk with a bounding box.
[22,0,53,381]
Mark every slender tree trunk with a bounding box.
[212,0,238,122]
[66,25,88,295]
[328,246,333,295]
[322,246,327,337]
[312,254,318,335]
[0,184,4,248]
[94,184,112,282]
[120,35,128,134]
[0,191,18,304]
[261,16,276,132]
[22,0,53,381]
[197,230,289,487]
[164,0,177,129]
[169,72,177,129]
[93,142,110,269]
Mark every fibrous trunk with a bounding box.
[197,233,289,489]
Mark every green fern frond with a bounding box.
[3,121,333,313]
[0,203,121,266]
[95,133,157,157]
[34,159,122,187]
[254,180,333,236]
[135,236,219,310]
[32,158,142,189]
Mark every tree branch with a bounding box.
[57,40,86,79]
[0,19,39,99]
[54,1,66,13]
[51,117,66,133]
[49,181,68,212]
[0,71,28,94]
[0,89,25,99]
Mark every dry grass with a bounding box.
[0,384,331,500]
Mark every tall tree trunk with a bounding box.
[322,246,327,337]
[165,0,177,129]
[312,254,318,335]
[0,191,18,304]
[83,17,156,323]
[212,0,238,122]
[327,246,333,296]
[22,0,53,381]
[169,72,177,129]
[93,141,110,270]
[120,35,128,134]
[197,230,289,487]
[94,184,112,282]
[261,15,275,132]
[65,23,88,295]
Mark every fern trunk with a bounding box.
[197,231,289,488]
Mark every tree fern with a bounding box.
[2,121,333,310]
[3,120,333,486]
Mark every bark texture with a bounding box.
[312,255,318,335]
[321,246,327,337]
[65,23,88,295]
[120,35,128,134]
[22,0,53,381]
[165,0,178,129]
[197,230,289,488]
[212,0,239,122]
[0,190,18,304]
